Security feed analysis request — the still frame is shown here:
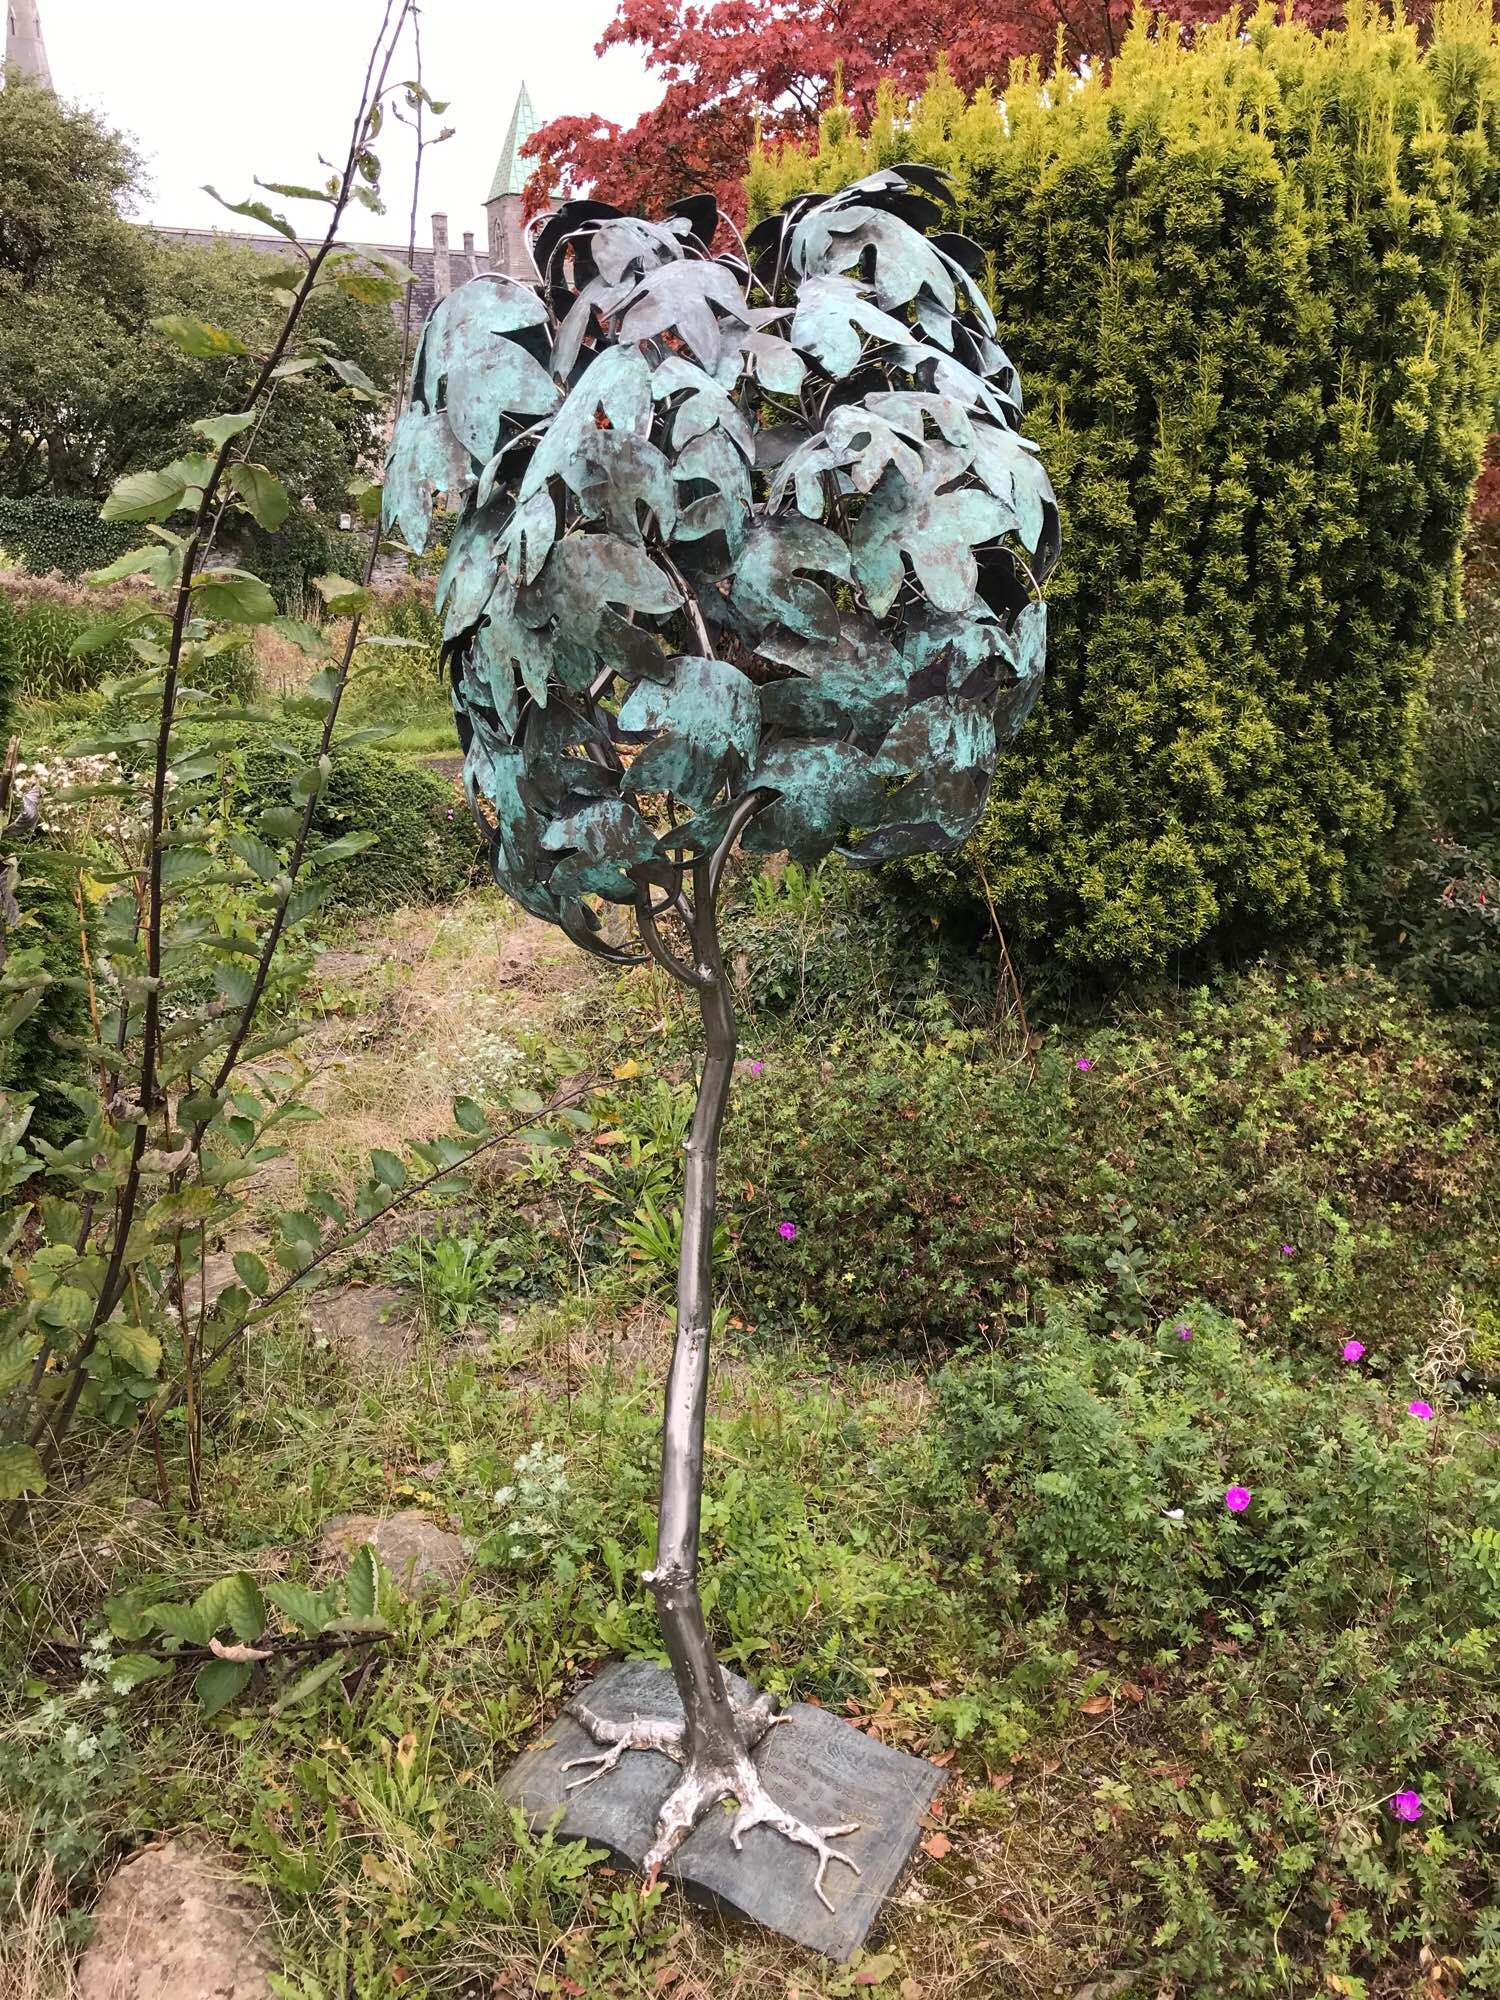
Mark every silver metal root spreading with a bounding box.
[564,1696,862,1913]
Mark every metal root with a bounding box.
[560,1704,685,1790]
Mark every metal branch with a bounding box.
[634,891,709,989]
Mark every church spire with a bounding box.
[487,82,540,203]
[5,0,53,88]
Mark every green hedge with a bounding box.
[750,6,1500,974]
[0,845,92,1145]
[234,727,481,914]
[0,497,135,578]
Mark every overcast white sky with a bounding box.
[35,0,658,244]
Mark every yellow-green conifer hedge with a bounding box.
[749,4,1499,971]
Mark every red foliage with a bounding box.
[524,0,1409,220]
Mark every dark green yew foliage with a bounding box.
[383,171,1059,955]
[752,6,1500,971]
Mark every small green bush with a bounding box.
[0,496,134,578]
[0,843,93,1145]
[720,857,994,1028]
[233,726,481,914]
[925,1304,1498,1645]
[718,963,1496,1358]
[751,5,1500,974]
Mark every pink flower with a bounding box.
[1224,1486,1251,1514]
[1389,1790,1423,1822]
[1175,1322,1193,1341]
[1280,1243,1296,1257]
[1407,1399,1434,1421]
[777,1221,797,1242]
[1076,1057,1093,1072]
[1342,1340,1366,1363]
[749,1060,764,1076]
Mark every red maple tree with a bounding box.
[524,0,1387,219]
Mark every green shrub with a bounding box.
[236,512,369,613]
[0,496,134,578]
[347,586,444,725]
[911,1306,1500,1992]
[1372,580,1500,1012]
[717,963,1496,1357]
[751,5,1500,975]
[233,726,481,914]
[0,843,93,1145]
[720,856,995,1027]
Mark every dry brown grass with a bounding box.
[0,1859,75,2000]
[262,892,610,1213]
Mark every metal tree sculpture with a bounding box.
[384,166,1059,1905]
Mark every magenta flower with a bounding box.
[1224,1486,1251,1514]
[749,1060,765,1076]
[1342,1340,1366,1363]
[1280,1243,1296,1257]
[1389,1790,1423,1822]
[1076,1057,1093,1072]
[1407,1399,1434,1421]
[777,1221,797,1242]
[1175,1322,1193,1341]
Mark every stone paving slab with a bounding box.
[499,1659,945,1961]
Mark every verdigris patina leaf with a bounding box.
[445,338,560,464]
[730,518,851,647]
[742,737,880,857]
[759,617,908,744]
[789,275,912,379]
[853,469,1007,618]
[418,274,549,405]
[383,405,471,551]
[543,799,661,901]
[650,354,755,460]
[436,507,504,641]
[769,407,926,518]
[503,346,654,580]
[615,259,751,370]
[672,427,752,558]
[793,204,958,315]
[620,657,759,809]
